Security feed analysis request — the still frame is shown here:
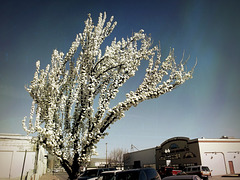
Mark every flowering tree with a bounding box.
[22,12,196,179]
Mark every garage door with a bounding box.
[0,151,13,178]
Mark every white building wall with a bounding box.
[0,134,36,179]
[198,139,240,176]
[10,151,36,179]
[202,151,226,176]
[0,134,47,179]
[0,151,13,178]
[34,145,48,180]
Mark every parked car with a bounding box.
[162,175,201,180]
[78,168,116,180]
[159,167,182,178]
[183,165,211,180]
[98,168,161,180]
[97,170,123,180]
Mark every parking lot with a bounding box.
[210,175,240,180]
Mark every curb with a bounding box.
[222,174,240,177]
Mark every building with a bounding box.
[88,158,107,168]
[197,137,240,176]
[123,136,240,176]
[123,147,156,169]
[156,137,200,170]
[156,137,240,176]
[0,133,47,180]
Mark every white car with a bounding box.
[97,170,122,180]
[78,168,116,180]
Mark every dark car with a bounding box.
[78,168,116,180]
[98,168,161,180]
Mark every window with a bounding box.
[185,168,190,172]
[169,143,179,149]
[183,152,196,158]
[192,167,198,171]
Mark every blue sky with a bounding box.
[0,0,240,158]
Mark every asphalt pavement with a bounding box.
[210,175,240,180]
[39,172,240,180]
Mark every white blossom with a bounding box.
[22,12,195,180]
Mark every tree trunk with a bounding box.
[68,173,79,180]
[71,154,80,180]
[61,159,79,180]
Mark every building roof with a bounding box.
[0,133,32,140]
[157,136,240,149]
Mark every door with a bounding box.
[134,161,141,168]
[228,161,235,174]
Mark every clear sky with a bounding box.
[0,0,240,158]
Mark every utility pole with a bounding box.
[20,150,27,180]
[106,143,108,167]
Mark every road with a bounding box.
[210,175,240,180]
[53,172,240,180]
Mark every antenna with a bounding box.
[131,144,139,151]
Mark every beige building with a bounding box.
[0,133,47,180]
